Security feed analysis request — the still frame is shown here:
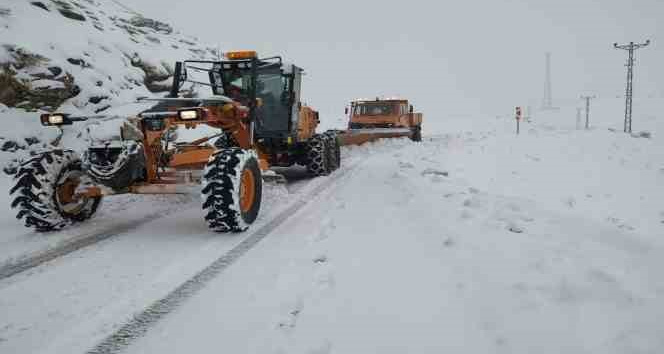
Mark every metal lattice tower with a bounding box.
[541,52,557,110]
[614,40,650,133]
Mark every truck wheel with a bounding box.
[202,148,262,232]
[324,131,341,171]
[10,150,102,232]
[411,125,422,142]
[304,135,329,176]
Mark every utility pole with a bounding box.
[614,40,650,133]
[541,52,558,110]
[580,95,595,129]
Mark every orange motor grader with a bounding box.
[10,51,341,233]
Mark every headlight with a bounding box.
[40,113,69,126]
[49,115,64,124]
[178,109,199,120]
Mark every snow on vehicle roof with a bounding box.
[351,97,408,103]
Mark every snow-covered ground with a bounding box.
[122,110,664,354]
[1,99,663,353]
[2,1,662,353]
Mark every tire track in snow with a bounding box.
[0,210,180,281]
[85,161,361,354]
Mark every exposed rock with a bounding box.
[508,225,524,233]
[66,57,92,68]
[421,168,449,177]
[48,66,63,77]
[30,2,49,11]
[88,95,107,104]
[0,69,80,111]
[129,16,173,34]
[146,36,161,44]
[1,140,20,152]
[128,54,173,93]
[58,8,86,21]
[0,7,11,17]
[2,45,48,69]
[24,136,40,146]
[94,105,111,113]
[179,39,196,46]
[3,165,17,175]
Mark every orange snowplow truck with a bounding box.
[337,98,423,145]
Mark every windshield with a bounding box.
[220,69,253,104]
[353,103,393,115]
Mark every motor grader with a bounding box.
[10,51,340,233]
[336,98,423,146]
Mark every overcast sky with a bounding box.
[123,0,662,121]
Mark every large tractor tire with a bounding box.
[213,131,239,149]
[202,148,262,232]
[304,134,330,176]
[10,150,102,232]
[411,125,422,142]
[323,131,341,171]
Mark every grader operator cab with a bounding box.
[10,51,341,233]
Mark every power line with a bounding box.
[613,40,650,133]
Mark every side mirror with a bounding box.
[344,107,349,115]
[409,105,414,113]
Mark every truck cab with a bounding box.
[347,98,422,130]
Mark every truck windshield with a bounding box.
[354,104,393,115]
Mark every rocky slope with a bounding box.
[0,0,215,173]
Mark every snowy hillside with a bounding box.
[0,0,215,172]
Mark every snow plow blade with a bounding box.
[336,128,414,146]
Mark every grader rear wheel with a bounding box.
[304,134,330,176]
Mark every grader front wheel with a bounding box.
[202,148,262,232]
[10,150,102,232]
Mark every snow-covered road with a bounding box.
[122,126,664,354]
[0,151,367,354]
[1,111,663,354]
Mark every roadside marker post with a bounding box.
[515,106,522,135]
